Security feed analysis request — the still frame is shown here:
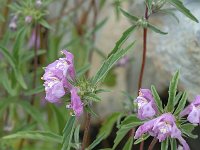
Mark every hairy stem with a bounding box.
[18,24,39,150]
[82,113,91,150]
[148,138,158,150]
[139,5,149,150]
[82,0,98,149]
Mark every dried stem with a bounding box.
[148,138,158,150]
[139,5,149,150]
[18,24,40,150]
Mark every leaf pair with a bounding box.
[120,8,168,35]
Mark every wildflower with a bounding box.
[42,50,76,102]
[180,95,200,125]
[35,0,42,7]
[9,15,18,30]
[134,89,157,120]
[25,16,32,23]
[135,113,190,150]
[66,88,83,117]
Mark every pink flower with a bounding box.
[42,50,76,102]
[66,88,83,117]
[134,89,157,120]
[180,95,200,125]
[135,113,190,150]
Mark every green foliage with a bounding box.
[120,8,167,34]
[1,131,62,143]
[166,70,180,112]
[87,113,123,149]
[167,0,199,23]
[134,134,150,145]
[113,115,143,149]
[151,85,163,113]
[61,116,76,150]
[122,137,133,150]
[170,139,177,150]
[180,123,198,139]
[161,138,169,150]
[174,91,187,115]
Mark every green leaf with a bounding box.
[85,106,98,117]
[170,138,177,150]
[39,19,52,29]
[161,138,169,150]
[151,85,163,113]
[25,85,44,96]
[61,116,76,150]
[0,69,17,96]
[147,23,168,35]
[0,98,14,118]
[181,123,198,139]
[13,68,27,89]
[174,91,183,106]
[113,115,143,149]
[50,105,66,134]
[167,0,199,23]
[158,9,179,23]
[92,41,135,84]
[120,8,139,22]
[103,69,117,87]
[13,27,26,63]
[134,134,150,145]
[74,125,80,144]
[108,25,136,57]
[122,137,133,150]
[88,113,122,149]
[0,45,27,89]
[76,64,90,77]
[85,93,101,102]
[166,70,180,112]
[1,131,62,143]
[146,0,153,13]
[0,45,16,68]
[17,101,49,130]
[174,91,187,115]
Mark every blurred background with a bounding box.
[0,0,200,149]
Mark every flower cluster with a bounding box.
[42,50,83,116]
[133,88,200,150]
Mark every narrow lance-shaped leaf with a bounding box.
[13,27,26,63]
[170,138,177,150]
[151,85,163,113]
[174,91,187,115]
[166,70,180,112]
[92,41,135,84]
[167,0,199,23]
[2,131,62,143]
[61,116,76,150]
[161,138,169,150]
[108,25,136,57]
[174,91,183,106]
[147,22,168,35]
[87,113,122,149]
[181,123,198,139]
[146,0,153,13]
[122,137,133,150]
[134,134,150,145]
[113,115,144,149]
[120,8,139,22]
[158,9,179,23]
